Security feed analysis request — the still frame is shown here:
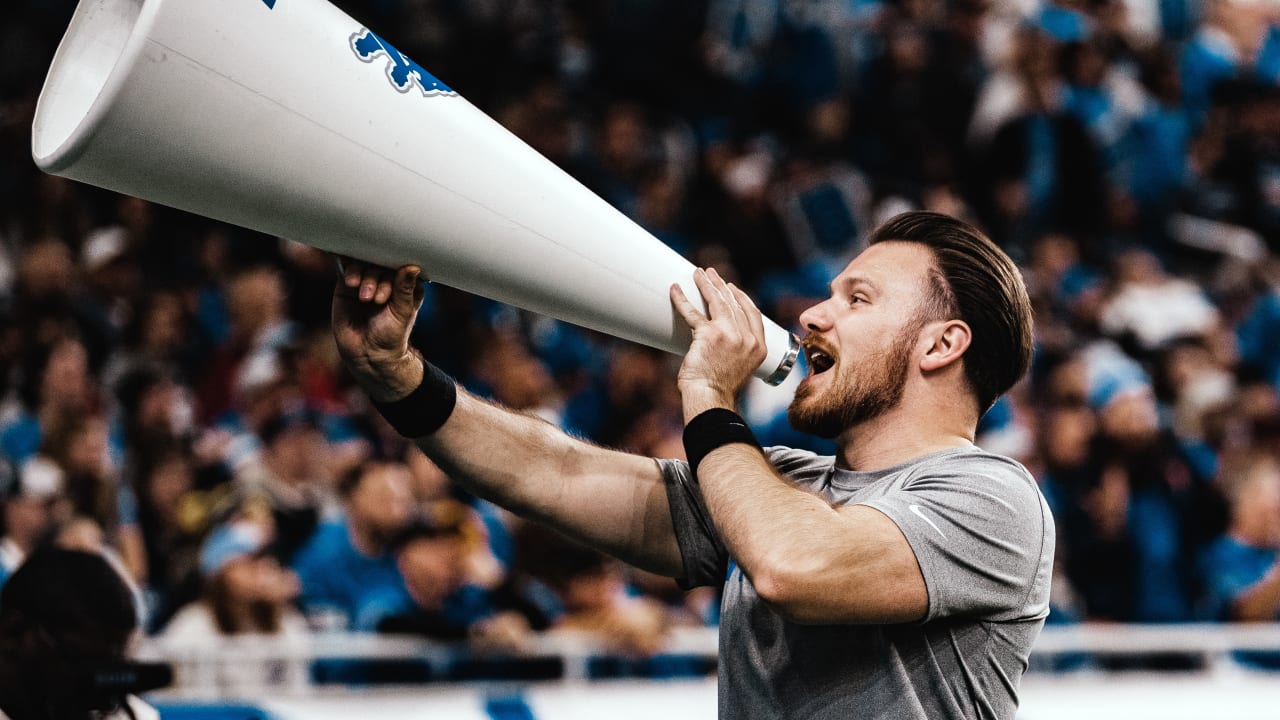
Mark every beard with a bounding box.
[787,324,918,439]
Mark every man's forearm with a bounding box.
[408,388,684,577]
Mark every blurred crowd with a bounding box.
[1,0,1280,691]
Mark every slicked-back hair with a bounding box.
[869,211,1034,413]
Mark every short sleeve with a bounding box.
[659,458,729,589]
[859,456,1054,623]
[1200,541,1274,620]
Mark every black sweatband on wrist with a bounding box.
[371,361,458,438]
[682,408,762,475]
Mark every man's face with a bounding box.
[3,496,53,547]
[268,425,326,482]
[399,536,465,610]
[789,242,938,438]
[349,464,415,541]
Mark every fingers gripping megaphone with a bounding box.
[31,0,799,384]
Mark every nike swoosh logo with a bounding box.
[909,504,946,539]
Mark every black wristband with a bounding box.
[371,360,457,438]
[682,408,762,475]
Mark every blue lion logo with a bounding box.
[350,28,455,97]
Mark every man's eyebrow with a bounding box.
[830,276,879,295]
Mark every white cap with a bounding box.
[17,456,65,500]
[80,225,129,272]
[235,350,285,398]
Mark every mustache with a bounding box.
[801,335,838,360]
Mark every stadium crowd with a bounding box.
[1,0,1280,689]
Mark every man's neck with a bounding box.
[834,404,976,472]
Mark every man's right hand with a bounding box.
[332,259,426,402]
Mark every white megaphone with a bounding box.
[32,0,800,385]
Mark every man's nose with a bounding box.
[798,300,830,333]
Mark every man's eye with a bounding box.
[850,295,866,305]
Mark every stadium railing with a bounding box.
[138,623,1280,698]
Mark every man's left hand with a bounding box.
[670,268,768,415]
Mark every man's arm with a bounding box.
[419,391,681,575]
[333,261,682,577]
[670,269,927,624]
[684,414,926,624]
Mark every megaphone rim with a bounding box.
[32,0,160,173]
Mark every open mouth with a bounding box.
[805,344,836,375]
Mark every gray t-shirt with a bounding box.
[661,445,1055,720]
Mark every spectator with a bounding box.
[196,265,296,425]
[114,364,195,458]
[1201,450,1280,667]
[9,238,116,370]
[1060,38,1146,170]
[468,330,563,427]
[160,520,308,694]
[78,226,140,341]
[0,547,164,720]
[230,408,332,564]
[1179,0,1274,127]
[373,519,541,651]
[39,411,146,583]
[291,459,415,629]
[516,522,672,657]
[1097,248,1220,353]
[1120,47,1192,228]
[0,334,96,463]
[130,438,211,632]
[1203,450,1280,622]
[103,290,208,390]
[1056,347,1227,623]
[0,457,60,589]
[372,520,470,637]
[1236,265,1280,390]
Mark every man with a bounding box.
[0,457,62,590]
[0,547,165,720]
[232,409,332,564]
[372,519,536,651]
[291,459,415,629]
[1200,450,1280,669]
[1202,452,1280,623]
[332,211,1054,719]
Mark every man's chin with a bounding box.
[787,397,844,440]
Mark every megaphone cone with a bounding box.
[32,0,799,384]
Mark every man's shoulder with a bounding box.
[764,445,835,473]
[891,447,1049,526]
[905,446,1038,487]
[762,446,840,490]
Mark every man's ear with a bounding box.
[919,320,971,372]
